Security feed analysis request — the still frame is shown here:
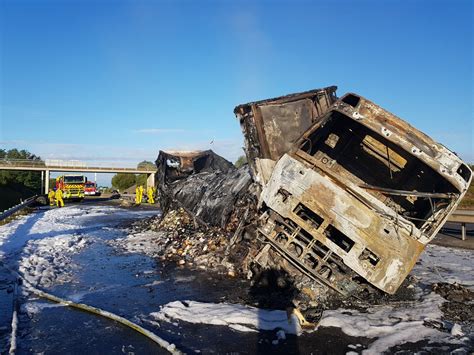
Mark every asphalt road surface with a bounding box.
[0,203,472,354]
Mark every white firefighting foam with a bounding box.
[152,244,473,353]
[0,205,156,287]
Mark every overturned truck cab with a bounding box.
[236,90,472,296]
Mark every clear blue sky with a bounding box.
[0,0,472,186]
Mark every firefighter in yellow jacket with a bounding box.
[137,185,143,204]
[55,188,64,208]
[147,186,155,204]
[135,185,141,204]
[48,189,56,206]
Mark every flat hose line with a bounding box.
[2,264,183,355]
[8,281,19,354]
[26,286,182,354]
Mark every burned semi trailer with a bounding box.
[155,150,252,228]
[236,90,472,296]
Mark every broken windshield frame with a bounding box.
[297,110,459,229]
[64,176,86,184]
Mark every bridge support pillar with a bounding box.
[44,170,50,194]
[146,173,155,188]
[41,171,44,195]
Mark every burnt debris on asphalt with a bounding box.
[150,86,472,302]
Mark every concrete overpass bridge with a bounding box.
[0,159,156,194]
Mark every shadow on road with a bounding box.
[249,268,300,354]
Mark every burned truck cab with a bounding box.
[254,93,472,295]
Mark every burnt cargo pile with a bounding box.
[155,150,255,229]
[155,86,472,299]
[145,150,261,278]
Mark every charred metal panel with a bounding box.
[259,154,424,294]
[258,100,314,159]
[234,87,337,184]
[334,93,471,196]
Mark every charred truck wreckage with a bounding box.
[155,86,472,299]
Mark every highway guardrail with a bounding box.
[0,195,42,222]
[446,209,474,241]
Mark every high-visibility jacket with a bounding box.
[48,191,55,205]
[55,189,64,207]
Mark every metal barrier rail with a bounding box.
[0,159,154,173]
[446,209,474,241]
[0,159,45,167]
[0,195,40,222]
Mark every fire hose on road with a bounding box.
[1,203,183,354]
[24,286,182,354]
[3,265,183,355]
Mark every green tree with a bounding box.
[49,178,56,189]
[0,148,42,189]
[136,160,155,186]
[0,148,43,210]
[111,173,136,191]
[234,155,247,168]
[110,161,156,190]
[137,160,156,170]
[135,174,147,187]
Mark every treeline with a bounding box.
[111,160,156,191]
[234,155,247,168]
[0,149,43,211]
[459,164,474,209]
[111,156,248,192]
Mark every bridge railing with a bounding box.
[45,159,87,168]
[0,159,155,171]
[0,158,45,167]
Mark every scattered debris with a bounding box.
[432,282,474,303]
[451,323,464,337]
[126,208,254,276]
[432,282,474,322]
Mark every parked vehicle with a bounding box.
[55,175,87,200]
[84,181,100,196]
